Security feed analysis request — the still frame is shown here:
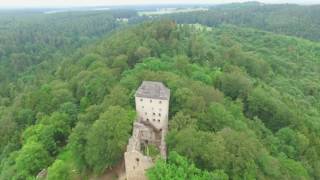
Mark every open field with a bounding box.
[138,7,208,16]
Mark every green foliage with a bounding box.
[0,10,320,179]
[160,2,320,41]
[218,128,262,179]
[167,128,227,171]
[134,46,151,61]
[15,108,35,128]
[279,155,310,179]
[58,102,79,127]
[0,152,19,179]
[15,141,51,179]
[69,122,89,172]
[85,106,135,174]
[276,127,309,160]
[170,111,197,131]
[23,124,57,156]
[23,112,72,155]
[47,160,71,180]
[258,154,281,178]
[71,67,116,105]
[0,116,17,153]
[174,87,206,116]
[102,85,131,108]
[199,103,237,132]
[144,144,160,159]
[147,151,228,180]
[216,69,253,99]
[247,87,293,131]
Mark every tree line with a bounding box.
[0,11,319,180]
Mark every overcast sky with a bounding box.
[0,0,319,8]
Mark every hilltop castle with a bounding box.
[124,81,170,180]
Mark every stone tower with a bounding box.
[135,81,170,133]
[124,81,170,180]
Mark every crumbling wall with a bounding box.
[124,149,153,180]
[124,120,168,180]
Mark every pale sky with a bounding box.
[0,0,319,8]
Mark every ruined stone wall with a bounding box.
[124,150,153,180]
[125,122,158,180]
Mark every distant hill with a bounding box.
[155,2,320,41]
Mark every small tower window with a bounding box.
[158,119,160,122]
[159,101,162,104]
[142,106,144,109]
[153,112,156,116]
[150,99,152,103]
[140,98,143,102]
[159,113,161,117]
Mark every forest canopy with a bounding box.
[0,3,320,180]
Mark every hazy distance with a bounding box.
[1,0,319,8]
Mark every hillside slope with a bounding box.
[0,21,320,179]
[156,2,320,42]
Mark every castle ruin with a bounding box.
[124,81,170,180]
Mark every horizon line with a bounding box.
[0,1,319,9]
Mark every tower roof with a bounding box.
[135,81,170,100]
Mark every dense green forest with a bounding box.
[1,3,320,180]
[151,2,320,41]
[0,10,135,88]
